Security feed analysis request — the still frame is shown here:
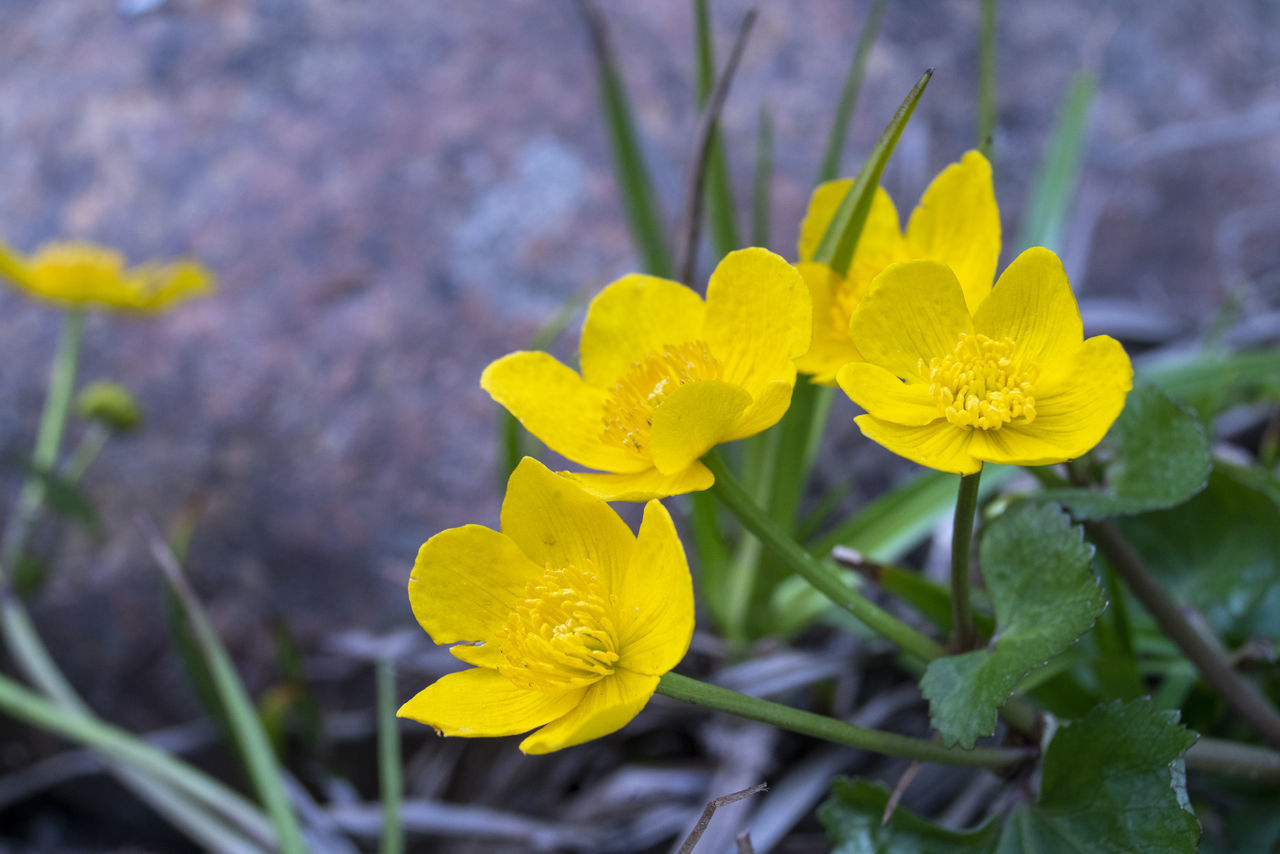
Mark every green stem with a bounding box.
[1185,737,1280,785]
[377,659,404,854]
[1,310,84,573]
[950,469,982,651]
[657,672,1033,768]
[978,0,998,160]
[703,450,944,662]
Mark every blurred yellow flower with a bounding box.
[795,150,1000,384]
[837,247,1132,474]
[482,247,811,501]
[0,240,212,311]
[398,457,694,754]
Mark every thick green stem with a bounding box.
[657,672,1033,768]
[950,469,982,651]
[1185,737,1280,785]
[1087,519,1280,751]
[703,450,944,662]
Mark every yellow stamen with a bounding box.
[498,562,620,694]
[925,333,1037,430]
[600,340,723,453]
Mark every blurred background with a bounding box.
[1,1,1278,850]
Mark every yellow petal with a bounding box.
[519,668,659,754]
[842,188,913,285]
[854,414,981,474]
[563,462,715,501]
[408,524,543,647]
[971,335,1132,466]
[837,362,940,426]
[797,184,905,276]
[615,501,694,676]
[500,458,636,588]
[972,247,1082,386]
[904,150,1000,314]
[794,262,861,385]
[0,240,34,286]
[398,668,582,737]
[579,274,707,388]
[481,351,647,473]
[649,380,752,474]
[702,248,811,390]
[723,379,794,442]
[851,260,974,380]
[450,643,506,669]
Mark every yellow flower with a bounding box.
[795,151,999,384]
[481,247,811,501]
[0,239,212,311]
[398,457,694,754]
[837,247,1132,474]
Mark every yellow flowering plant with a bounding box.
[837,247,1133,475]
[481,247,810,501]
[0,239,212,311]
[398,457,694,753]
[795,150,999,384]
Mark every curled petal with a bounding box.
[649,380,752,475]
[837,362,940,426]
[616,502,694,676]
[563,462,715,502]
[519,669,659,754]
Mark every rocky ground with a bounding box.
[0,1,1278,850]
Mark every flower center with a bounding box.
[924,333,1038,430]
[498,562,620,694]
[600,340,723,454]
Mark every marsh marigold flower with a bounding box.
[398,457,694,754]
[481,248,810,501]
[0,239,212,311]
[837,247,1132,474]
[795,151,999,384]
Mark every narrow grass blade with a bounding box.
[0,670,274,849]
[978,0,997,159]
[142,521,306,854]
[377,660,404,854]
[1016,71,1095,252]
[694,0,740,259]
[752,105,773,247]
[816,0,887,183]
[812,69,932,272]
[810,465,1018,561]
[580,0,672,277]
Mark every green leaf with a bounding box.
[1037,385,1211,519]
[822,700,1199,854]
[1118,463,1280,641]
[582,3,671,277]
[1140,349,1280,418]
[816,0,887,183]
[13,458,99,532]
[921,502,1104,748]
[1006,700,1199,853]
[812,69,932,272]
[1016,71,1094,252]
[811,465,1018,561]
[821,779,1002,853]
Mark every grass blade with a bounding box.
[377,659,404,854]
[752,105,773,247]
[142,520,306,854]
[812,69,933,272]
[810,465,1018,561]
[978,0,997,159]
[580,0,672,277]
[816,0,888,183]
[0,669,274,850]
[1016,71,1094,252]
[694,0,741,259]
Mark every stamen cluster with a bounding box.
[601,340,723,452]
[498,562,620,694]
[925,333,1037,430]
